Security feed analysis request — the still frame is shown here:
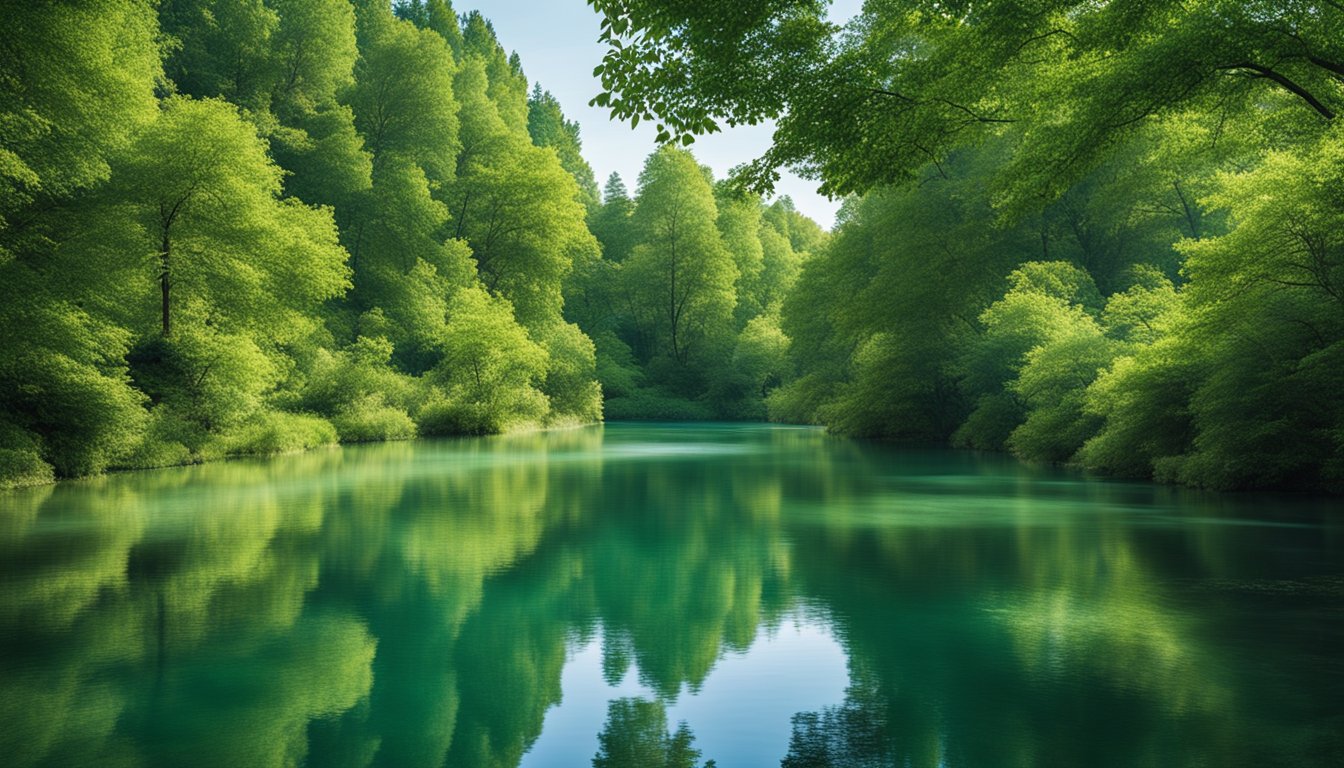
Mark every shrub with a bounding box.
[207,411,338,457]
[330,396,417,442]
[0,448,55,489]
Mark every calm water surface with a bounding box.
[1,423,1341,767]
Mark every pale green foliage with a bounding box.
[757,225,802,312]
[0,1,162,480]
[297,336,421,442]
[208,410,339,457]
[625,148,737,367]
[955,262,1103,451]
[1101,268,1181,346]
[451,58,598,327]
[764,196,828,256]
[0,0,161,247]
[330,400,417,442]
[529,86,601,212]
[271,0,360,104]
[1080,332,1200,479]
[716,187,766,326]
[141,327,279,432]
[115,96,350,338]
[1007,320,1116,463]
[461,12,530,133]
[539,322,605,423]
[426,286,550,434]
[160,0,370,207]
[721,314,791,419]
[349,4,460,183]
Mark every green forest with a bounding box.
[3,0,1343,493]
[0,0,819,491]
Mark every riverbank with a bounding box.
[0,410,601,492]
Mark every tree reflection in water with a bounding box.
[592,697,711,768]
[0,425,1340,767]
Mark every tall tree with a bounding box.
[528,85,602,212]
[624,148,737,367]
[114,97,349,340]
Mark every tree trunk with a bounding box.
[160,232,171,336]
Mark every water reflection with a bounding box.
[592,698,707,768]
[0,425,1340,767]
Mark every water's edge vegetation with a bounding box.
[4,1,1342,493]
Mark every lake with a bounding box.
[1,423,1340,767]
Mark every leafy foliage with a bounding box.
[0,0,612,487]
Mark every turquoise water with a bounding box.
[1,423,1340,767]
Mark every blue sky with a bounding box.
[461,0,865,229]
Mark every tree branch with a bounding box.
[1222,62,1336,119]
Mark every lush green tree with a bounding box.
[715,184,766,326]
[0,0,163,484]
[424,286,550,435]
[0,0,161,258]
[763,196,828,257]
[720,313,791,419]
[537,321,604,424]
[954,262,1104,452]
[1166,129,1344,490]
[624,147,737,369]
[461,11,530,134]
[774,146,1036,439]
[1,0,625,490]
[294,335,421,442]
[590,173,638,263]
[107,97,348,442]
[113,97,349,340]
[349,3,459,184]
[529,86,602,213]
[756,222,802,313]
[0,304,148,480]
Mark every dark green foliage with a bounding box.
[604,390,714,422]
